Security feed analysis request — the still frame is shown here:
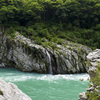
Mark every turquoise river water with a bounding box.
[0,68,89,100]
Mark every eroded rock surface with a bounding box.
[87,49,100,66]
[0,30,92,74]
[79,49,100,100]
[0,78,32,100]
[79,92,88,100]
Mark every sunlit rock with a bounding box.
[79,49,100,100]
[0,78,32,100]
[87,49,100,66]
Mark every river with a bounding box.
[0,68,89,100]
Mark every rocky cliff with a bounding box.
[79,49,100,100]
[0,78,32,100]
[0,28,92,74]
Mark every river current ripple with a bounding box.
[0,68,89,100]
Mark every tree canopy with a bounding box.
[0,0,100,49]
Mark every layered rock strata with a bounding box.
[0,29,92,74]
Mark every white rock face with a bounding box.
[79,49,100,100]
[0,78,32,100]
[87,49,100,66]
[79,92,88,100]
[87,49,100,84]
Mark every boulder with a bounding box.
[79,92,88,100]
[87,49,100,66]
[0,78,32,100]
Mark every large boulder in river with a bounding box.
[0,30,92,74]
[0,78,32,100]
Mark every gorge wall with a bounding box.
[79,49,100,100]
[0,28,92,74]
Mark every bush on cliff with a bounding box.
[86,63,100,100]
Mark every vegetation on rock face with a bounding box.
[0,0,100,49]
[93,63,100,86]
[86,63,100,100]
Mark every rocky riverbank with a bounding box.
[0,78,32,100]
[79,49,100,100]
[0,29,92,74]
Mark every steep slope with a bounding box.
[79,49,100,100]
[0,29,92,74]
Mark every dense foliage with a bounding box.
[0,0,100,49]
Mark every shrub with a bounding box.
[86,63,100,100]
[35,37,42,45]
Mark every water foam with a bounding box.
[0,68,89,100]
[2,73,89,82]
[36,74,89,82]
